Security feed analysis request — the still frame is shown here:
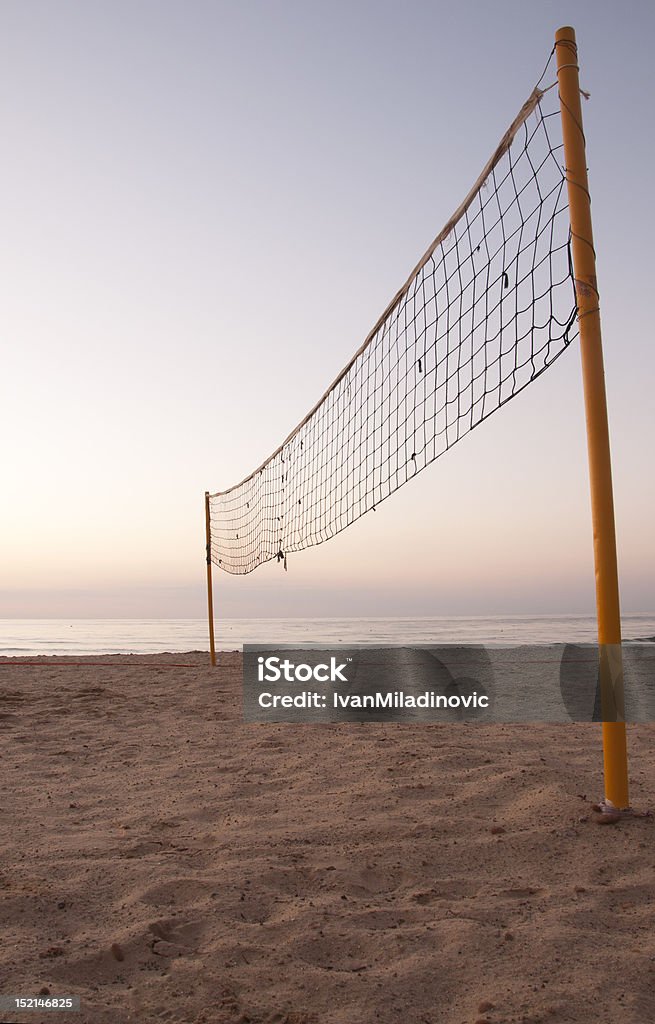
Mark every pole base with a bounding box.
[591,799,651,824]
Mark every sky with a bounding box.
[1,0,653,619]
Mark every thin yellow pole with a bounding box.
[555,26,629,808]
[204,491,217,667]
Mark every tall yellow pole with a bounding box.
[555,26,629,808]
[205,491,217,667]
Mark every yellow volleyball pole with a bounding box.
[204,491,217,667]
[555,26,629,808]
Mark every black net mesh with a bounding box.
[209,74,577,575]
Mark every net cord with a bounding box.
[210,86,544,499]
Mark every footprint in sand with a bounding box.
[141,879,212,907]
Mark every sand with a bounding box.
[1,652,654,1024]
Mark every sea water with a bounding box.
[1,615,654,657]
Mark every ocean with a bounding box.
[1,615,654,657]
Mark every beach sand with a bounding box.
[1,652,654,1024]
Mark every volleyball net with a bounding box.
[208,59,577,575]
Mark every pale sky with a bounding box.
[1,0,653,618]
